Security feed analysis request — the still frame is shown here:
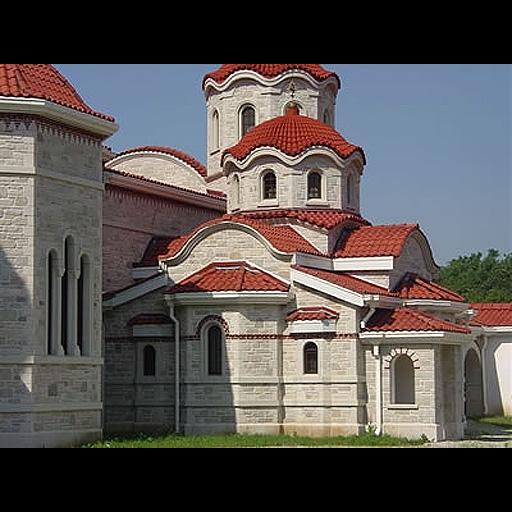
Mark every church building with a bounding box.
[0,64,510,448]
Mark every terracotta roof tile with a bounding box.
[365,308,471,334]
[239,209,370,231]
[167,261,290,294]
[223,105,365,165]
[0,64,115,121]
[159,214,323,261]
[471,303,512,327]
[396,273,467,302]
[203,64,341,89]
[292,265,398,297]
[334,224,420,258]
[287,307,339,322]
[112,146,208,178]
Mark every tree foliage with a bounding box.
[438,249,512,303]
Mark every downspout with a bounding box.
[168,301,180,435]
[482,334,489,416]
[361,307,382,436]
[374,343,383,437]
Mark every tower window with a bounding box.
[241,105,256,137]
[308,171,322,200]
[262,171,277,200]
[212,110,220,150]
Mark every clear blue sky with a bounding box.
[54,64,511,266]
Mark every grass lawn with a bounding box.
[80,431,427,449]
[477,415,512,428]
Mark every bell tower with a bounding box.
[202,64,341,193]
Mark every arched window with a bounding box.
[308,171,322,200]
[212,110,220,150]
[61,236,72,355]
[207,325,223,376]
[78,255,91,356]
[347,175,353,205]
[232,174,241,209]
[241,105,256,137]
[304,342,319,375]
[143,345,156,377]
[47,250,59,355]
[393,355,416,405]
[262,171,277,200]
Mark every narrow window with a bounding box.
[262,171,277,200]
[308,171,322,200]
[347,175,353,205]
[393,355,416,405]
[241,106,256,137]
[304,342,318,375]
[77,255,91,356]
[212,110,220,150]
[47,252,54,355]
[61,238,70,355]
[143,345,157,377]
[233,174,241,208]
[208,325,223,376]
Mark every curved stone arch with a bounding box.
[384,348,421,370]
[162,221,295,268]
[196,315,230,339]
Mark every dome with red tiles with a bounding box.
[203,64,341,89]
[0,64,115,122]
[222,104,366,165]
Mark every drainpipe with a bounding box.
[374,343,383,437]
[168,301,180,435]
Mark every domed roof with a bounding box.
[222,104,366,165]
[0,64,115,122]
[203,64,341,89]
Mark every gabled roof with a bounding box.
[203,64,341,89]
[471,303,512,327]
[166,261,290,294]
[334,224,420,258]
[365,308,471,334]
[0,64,115,122]
[222,105,365,166]
[396,273,467,303]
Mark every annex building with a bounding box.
[0,63,510,448]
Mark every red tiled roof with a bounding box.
[112,146,208,178]
[471,303,512,327]
[134,236,178,268]
[334,224,420,258]
[239,209,370,231]
[287,307,339,322]
[167,261,290,294]
[159,214,323,261]
[222,105,366,165]
[396,273,467,302]
[292,265,399,297]
[0,64,115,122]
[365,308,471,334]
[203,64,341,89]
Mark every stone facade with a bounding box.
[0,112,116,448]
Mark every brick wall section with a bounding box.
[103,185,222,294]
